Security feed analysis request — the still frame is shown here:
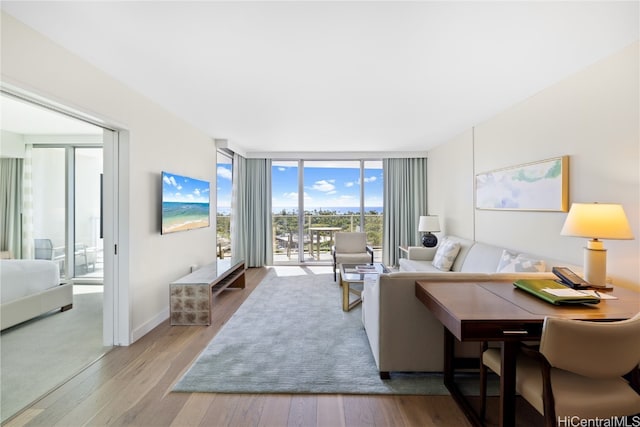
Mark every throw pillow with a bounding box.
[432,240,461,271]
[496,250,546,273]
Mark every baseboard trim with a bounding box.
[131,307,169,343]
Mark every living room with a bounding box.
[1,2,638,425]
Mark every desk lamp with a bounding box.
[560,203,634,287]
[418,215,441,247]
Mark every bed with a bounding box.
[0,259,73,331]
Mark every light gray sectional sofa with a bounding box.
[361,235,574,378]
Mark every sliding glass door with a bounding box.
[32,146,103,281]
[272,161,300,263]
[74,148,103,279]
[272,159,383,264]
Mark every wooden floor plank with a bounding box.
[316,395,345,427]
[169,393,214,427]
[256,395,292,427]
[287,395,317,427]
[4,267,542,427]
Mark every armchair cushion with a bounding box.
[334,232,368,253]
[335,253,372,264]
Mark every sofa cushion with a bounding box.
[497,250,546,273]
[459,242,506,273]
[432,239,461,271]
[398,258,441,272]
[443,236,475,272]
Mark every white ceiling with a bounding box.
[1,1,638,154]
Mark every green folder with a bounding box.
[513,279,600,305]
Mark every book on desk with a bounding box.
[513,279,602,305]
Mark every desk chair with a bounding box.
[331,232,374,281]
[480,313,640,427]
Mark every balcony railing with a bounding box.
[217,213,383,263]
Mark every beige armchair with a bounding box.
[480,313,640,426]
[331,232,374,281]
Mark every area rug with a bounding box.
[173,266,486,395]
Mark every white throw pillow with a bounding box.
[432,240,461,271]
[496,250,546,273]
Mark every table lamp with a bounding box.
[418,215,441,248]
[560,203,634,287]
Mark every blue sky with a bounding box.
[216,161,383,211]
[163,172,210,204]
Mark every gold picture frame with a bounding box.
[475,156,569,212]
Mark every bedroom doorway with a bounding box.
[0,91,119,422]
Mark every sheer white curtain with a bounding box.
[0,158,23,258]
[22,144,34,259]
[231,154,273,267]
[382,158,428,267]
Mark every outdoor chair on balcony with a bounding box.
[331,232,374,281]
[34,238,66,274]
[275,231,311,259]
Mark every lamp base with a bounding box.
[584,246,607,288]
[422,232,438,248]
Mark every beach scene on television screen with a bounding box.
[162,172,210,234]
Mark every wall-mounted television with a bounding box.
[161,171,210,234]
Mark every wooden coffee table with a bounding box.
[338,263,389,311]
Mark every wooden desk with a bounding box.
[415,280,640,427]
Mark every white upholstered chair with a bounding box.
[480,313,640,427]
[331,232,374,281]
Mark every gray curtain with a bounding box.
[382,158,428,267]
[0,158,23,258]
[231,155,273,267]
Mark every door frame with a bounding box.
[1,85,130,346]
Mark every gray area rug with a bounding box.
[174,266,487,395]
[1,286,110,422]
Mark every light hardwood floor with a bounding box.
[5,267,542,427]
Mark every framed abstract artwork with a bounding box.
[475,156,568,212]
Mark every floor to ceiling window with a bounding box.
[272,159,383,264]
[216,151,233,268]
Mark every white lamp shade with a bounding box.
[560,203,634,240]
[418,215,441,233]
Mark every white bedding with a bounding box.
[1,259,61,304]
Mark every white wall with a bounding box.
[0,130,25,158]
[428,42,639,289]
[1,13,218,342]
[426,128,474,240]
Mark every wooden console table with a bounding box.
[170,260,245,325]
